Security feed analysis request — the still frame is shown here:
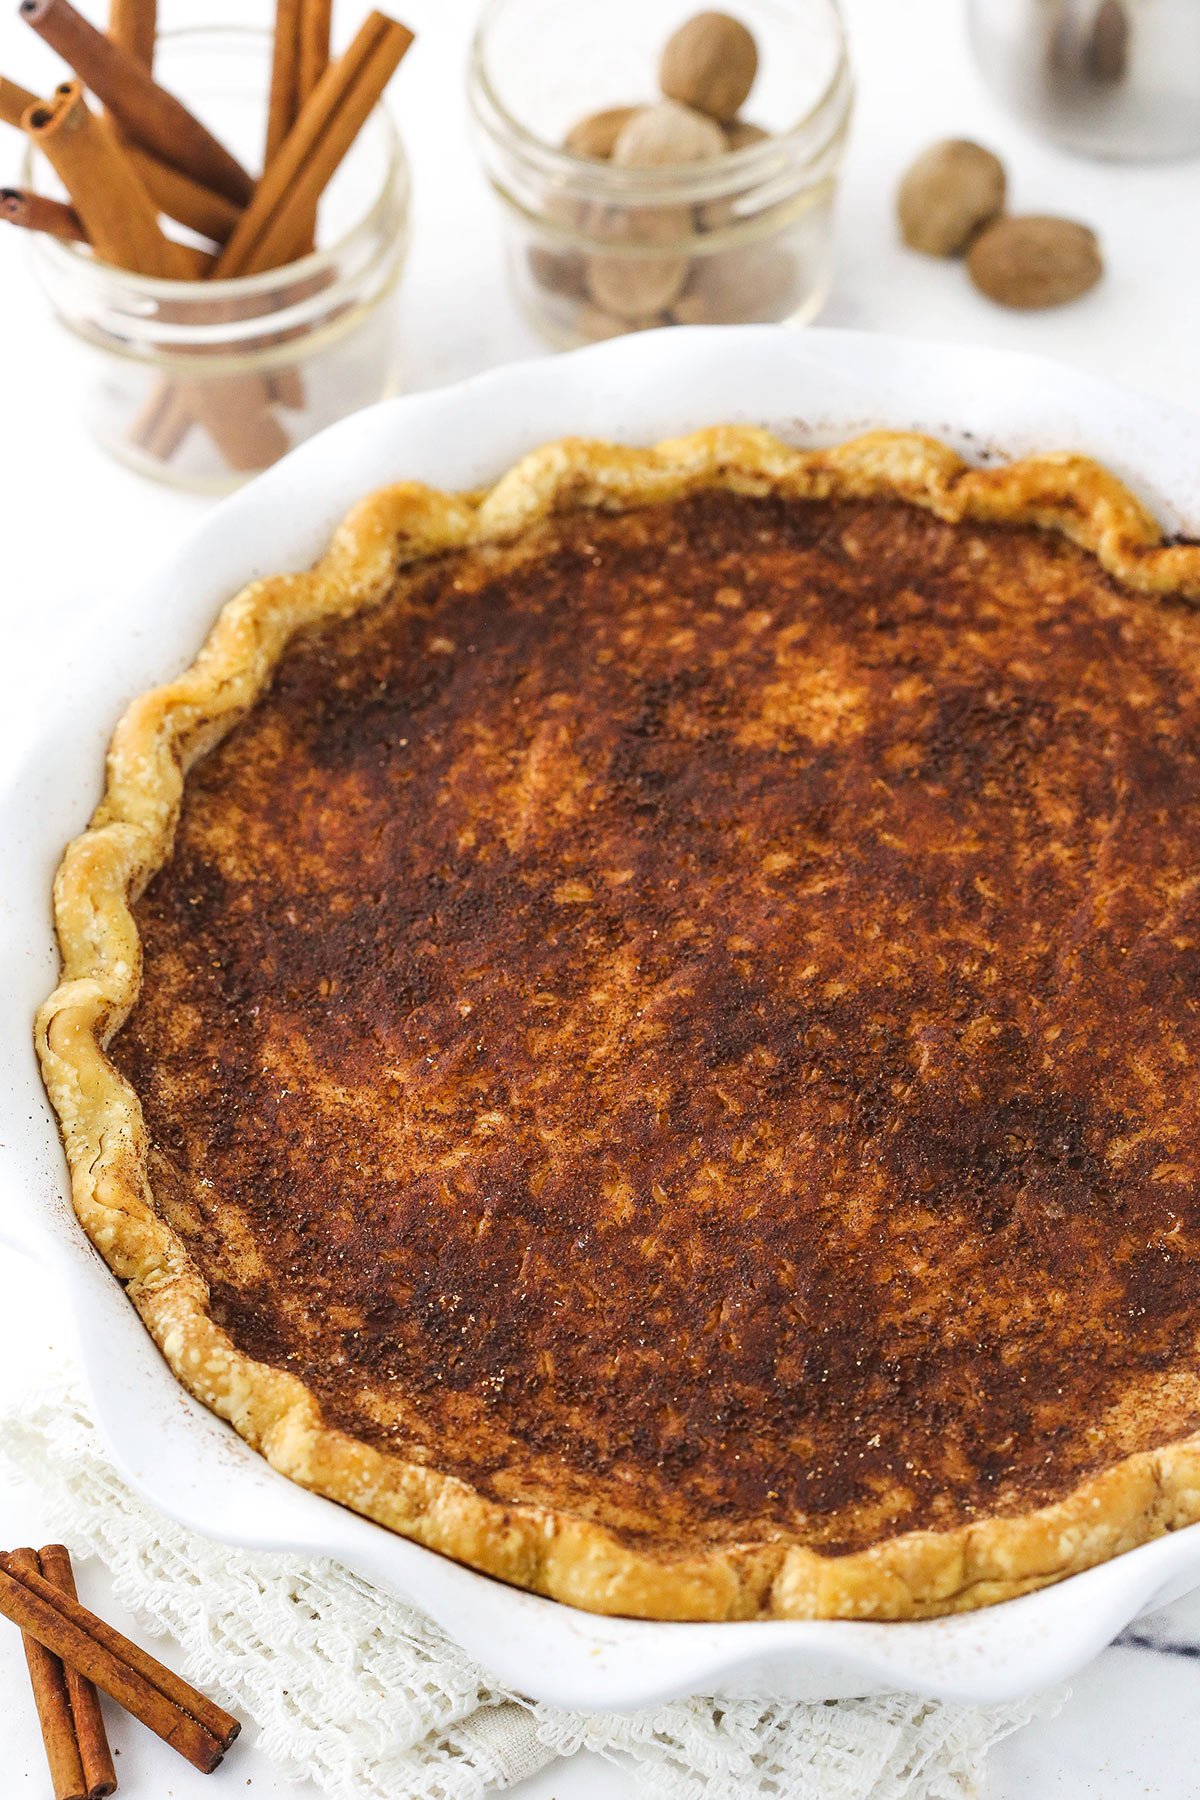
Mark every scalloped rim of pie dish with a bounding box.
[35,427,1200,1622]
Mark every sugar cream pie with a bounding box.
[37,428,1200,1621]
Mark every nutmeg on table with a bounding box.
[896,135,1104,309]
[968,215,1103,310]
[897,140,1006,259]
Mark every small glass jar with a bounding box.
[967,0,1200,161]
[25,27,410,493]
[468,0,853,349]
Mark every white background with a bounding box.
[2,0,1200,1794]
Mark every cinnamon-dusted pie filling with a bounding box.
[38,430,1200,1620]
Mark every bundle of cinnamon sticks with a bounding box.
[1,0,414,475]
[1,1542,240,1798]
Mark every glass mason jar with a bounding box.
[468,0,853,349]
[967,0,1200,161]
[25,27,410,493]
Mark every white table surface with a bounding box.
[2,1,1199,1795]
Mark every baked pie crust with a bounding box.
[36,427,1200,1622]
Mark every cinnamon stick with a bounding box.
[0,1552,238,1774]
[266,0,304,164]
[138,11,413,467]
[130,347,289,472]
[0,185,86,242]
[263,0,333,403]
[25,86,280,468]
[130,349,289,474]
[23,83,195,277]
[19,0,253,207]
[108,0,155,69]
[298,0,334,104]
[39,1546,118,1800]
[1,70,237,243]
[293,0,333,256]
[127,146,237,243]
[267,0,334,158]
[0,185,213,271]
[10,1549,87,1800]
[0,71,36,126]
[220,10,414,276]
[265,0,333,258]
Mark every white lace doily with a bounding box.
[0,1377,1057,1799]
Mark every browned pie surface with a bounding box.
[114,490,1200,1558]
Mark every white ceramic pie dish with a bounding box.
[4,325,1200,1711]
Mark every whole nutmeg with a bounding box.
[967,215,1103,309]
[725,118,769,151]
[564,105,641,159]
[897,139,1006,258]
[659,11,758,124]
[527,243,588,300]
[586,251,691,318]
[585,203,694,317]
[698,121,771,227]
[672,243,799,324]
[612,99,729,167]
[1085,0,1130,82]
[576,301,667,342]
[1047,8,1082,76]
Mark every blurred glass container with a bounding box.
[468,0,853,348]
[967,0,1200,160]
[26,26,410,493]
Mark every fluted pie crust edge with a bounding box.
[35,427,1200,1622]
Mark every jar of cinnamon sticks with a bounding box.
[5,8,413,491]
[468,0,852,349]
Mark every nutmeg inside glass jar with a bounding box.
[25,27,410,493]
[468,0,852,347]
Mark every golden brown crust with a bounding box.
[35,427,1200,1622]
